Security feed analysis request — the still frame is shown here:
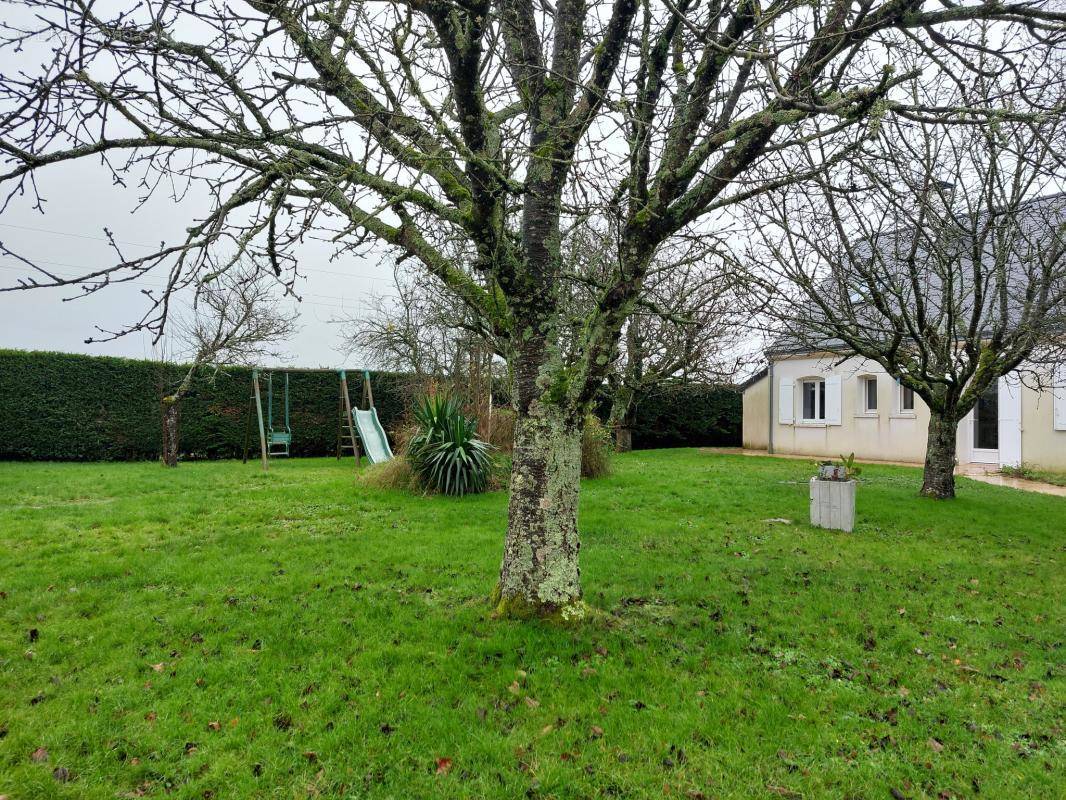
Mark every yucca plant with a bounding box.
[408,394,494,496]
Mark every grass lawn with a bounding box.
[0,451,1062,799]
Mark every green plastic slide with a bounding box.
[352,407,394,464]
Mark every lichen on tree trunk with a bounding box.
[496,400,583,619]
[921,411,958,499]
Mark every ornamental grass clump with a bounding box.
[408,394,494,496]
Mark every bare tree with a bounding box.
[600,246,752,451]
[344,264,505,384]
[161,266,298,467]
[1,2,1063,615]
[752,61,1066,499]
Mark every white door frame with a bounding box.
[967,375,1023,467]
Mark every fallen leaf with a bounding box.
[524,696,540,709]
[590,725,604,739]
[273,713,292,731]
[207,721,221,732]
[927,738,944,753]
[507,681,521,696]
[435,757,453,775]
[145,711,157,722]
[540,724,554,736]
[303,751,318,763]
[30,746,49,762]
[766,786,801,799]
[149,663,164,673]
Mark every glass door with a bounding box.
[971,384,999,463]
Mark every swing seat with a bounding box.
[267,429,291,456]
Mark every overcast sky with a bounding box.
[0,150,401,367]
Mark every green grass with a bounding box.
[999,463,1066,488]
[0,451,1062,799]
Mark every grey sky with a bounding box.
[0,3,403,367]
[0,152,398,367]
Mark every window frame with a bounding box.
[800,377,827,423]
[858,375,878,415]
[898,381,916,414]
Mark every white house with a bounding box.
[742,355,1066,471]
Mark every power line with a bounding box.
[0,257,400,310]
[0,220,396,283]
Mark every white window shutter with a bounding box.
[997,374,1022,468]
[778,379,794,425]
[826,375,842,425]
[1054,364,1066,432]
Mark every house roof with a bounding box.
[767,191,1066,359]
[738,366,768,390]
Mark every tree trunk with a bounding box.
[608,388,635,453]
[161,399,180,468]
[496,398,583,618]
[921,410,958,499]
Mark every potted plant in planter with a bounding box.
[810,453,861,532]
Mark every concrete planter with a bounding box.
[809,478,856,532]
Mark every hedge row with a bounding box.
[630,382,742,450]
[0,350,410,462]
[0,350,740,461]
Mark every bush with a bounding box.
[581,415,612,478]
[361,454,421,492]
[486,407,516,453]
[629,383,741,449]
[408,394,494,496]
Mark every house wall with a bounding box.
[767,354,937,463]
[742,374,769,449]
[743,353,1066,471]
[1021,378,1066,470]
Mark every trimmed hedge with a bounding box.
[0,350,738,461]
[630,383,741,450]
[0,349,410,462]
